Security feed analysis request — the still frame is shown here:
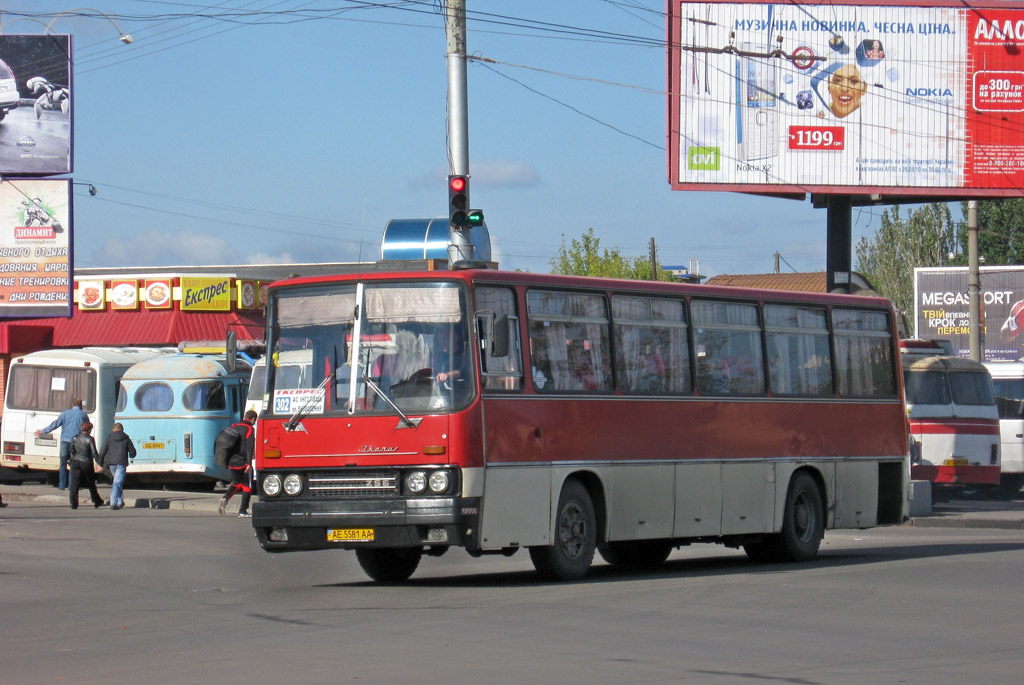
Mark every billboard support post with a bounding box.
[968,200,982,361]
[825,195,852,293]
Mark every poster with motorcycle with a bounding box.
[0,35,72,176]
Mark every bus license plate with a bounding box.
[327,528,374,542]
[944,458,969,466]
[34,438,57,447]
[142,442,165,449]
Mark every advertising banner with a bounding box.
[915,266,1024,361]
[0,178,71,318]
[181,277,232,312]
[0,35,72,175]
[668,1,1024,196]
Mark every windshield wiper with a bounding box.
[362,373,420,429]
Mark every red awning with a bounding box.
[0,308,264,353]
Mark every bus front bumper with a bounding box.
[252,496,480,552]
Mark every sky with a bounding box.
[0,0,900,279]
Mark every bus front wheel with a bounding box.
[355,547,422,582]
[529,479,597,581]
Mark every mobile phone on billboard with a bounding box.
[736,44,778,161]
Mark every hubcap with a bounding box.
[558,500,587,559]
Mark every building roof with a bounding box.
[704,272,828,292]
[0,308,263,354]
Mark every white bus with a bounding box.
[1,347,175,483]
[901,341,1000,491]
[984,361,1024,495]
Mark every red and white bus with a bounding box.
[250,269,909,582]
[901,340,1000,490]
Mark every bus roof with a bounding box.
[983,360,1024,377]
[267,268,895,309]
[121,354,253,381]
[904,355,991,374]
[12,347,177,367]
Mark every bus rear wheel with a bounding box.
[529,479,597,581]
[744,472,823,563]
[355,547,422,582]
[598,540,673,568]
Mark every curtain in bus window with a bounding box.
[136,382,174,411]
[833,309,896,397]
[365,287,461,324]
[692,300,764,394]
[183,381,227,411]
[8,366,94,412]
[277,291,356,327]
[612,296,689,394]
[527,291,612,393]
[949,372,996,406]
[765,305,832,395]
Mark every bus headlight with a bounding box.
[428,470,450,493]
[283,474,303,496]
[405,471,426,494]
[263,474,282,496]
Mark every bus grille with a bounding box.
[305,470,399,498]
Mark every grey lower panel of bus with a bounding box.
[477,458,905,551]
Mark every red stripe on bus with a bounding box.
[909,421,1000,436]
[911,464,1001,485]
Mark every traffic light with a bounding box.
[448,175,469,227]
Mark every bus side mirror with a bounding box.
[226,331,237,374]
[491,314,510,358]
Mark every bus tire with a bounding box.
[744,472,823,563]
[529,479,596,581]
[777,472,824,561]
[598,540,673,568]
[355,547,422,582]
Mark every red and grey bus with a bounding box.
[250,268,909,582]
[900,340,1000,490]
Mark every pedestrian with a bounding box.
[0,492,6,508]
[68,422,104,510]
[35,398,89,490]
[218,410,257,518]
[99,422,136,510]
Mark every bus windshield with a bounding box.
[270,281,473,416]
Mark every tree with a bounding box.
[550,228,674,281]
[855,203,958,317]
[959,198,1024,265]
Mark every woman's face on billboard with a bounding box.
[829,64,867,118]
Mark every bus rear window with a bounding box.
[183,381,227,411]
[135,382,173,411]
[7,365,97,412]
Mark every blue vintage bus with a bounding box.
[115,354,253,486]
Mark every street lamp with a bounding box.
[43,8,133,44]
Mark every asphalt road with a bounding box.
[3,500,1024,684]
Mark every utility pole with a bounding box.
[445,0,475,266]
[968,199,982,362]
[649,237,658,280]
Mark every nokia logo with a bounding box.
[906,87,953,98]
[359,445,399,453]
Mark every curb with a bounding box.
[0,490,222,512]
[907,515,1024,530]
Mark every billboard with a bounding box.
[915,266,1024,361]
[0,34,72,175]
[668,1,1024,196]
[0,178,72,319]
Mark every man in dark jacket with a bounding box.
[99,422,136,511]
[69,422,104,510]
[218,410,257,518]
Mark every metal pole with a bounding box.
[968,200,982,362]
[649,237,657,280]
[825,195,853,293]
[445,0,474,265]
